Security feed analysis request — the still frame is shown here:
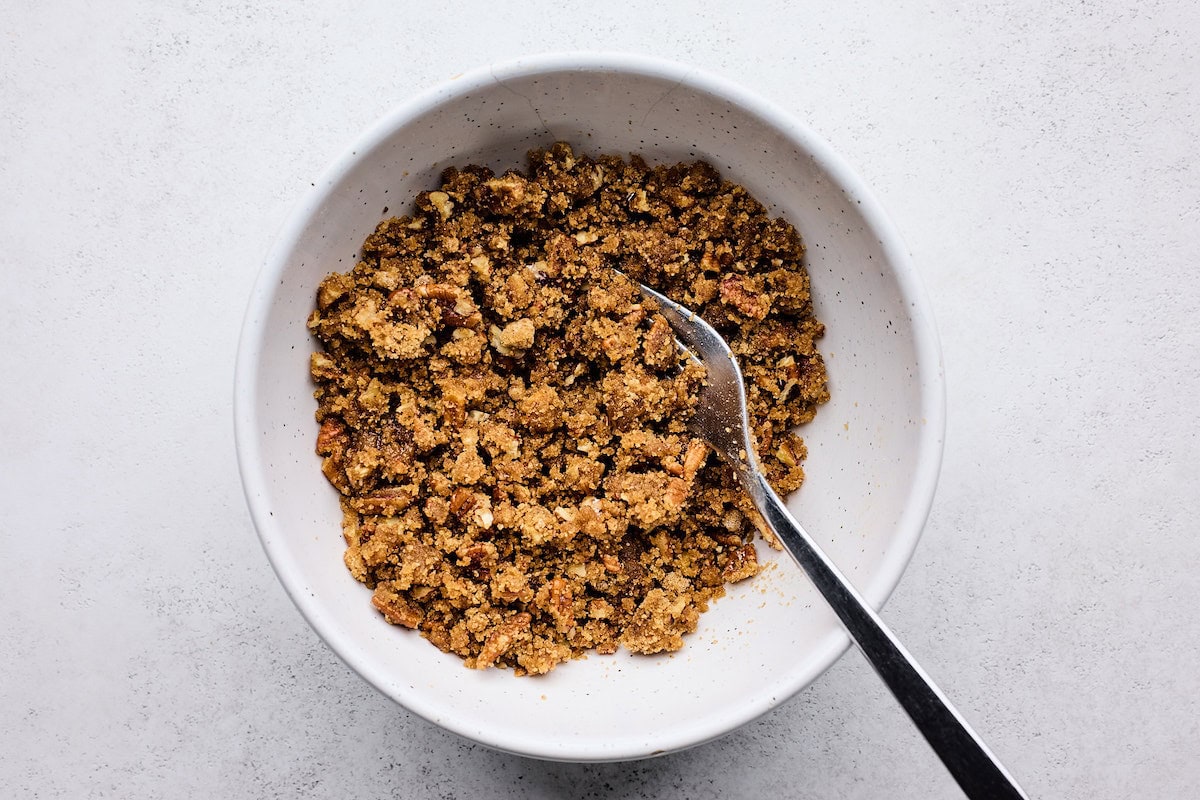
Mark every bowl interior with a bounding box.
[236,56,944,761]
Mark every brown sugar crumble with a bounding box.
[307,143,829,675]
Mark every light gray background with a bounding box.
[3,1,1196,798]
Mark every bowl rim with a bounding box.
[234,50,946,762]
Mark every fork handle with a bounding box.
[748,472,1029,800]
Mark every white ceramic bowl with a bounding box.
[234,53,945,762]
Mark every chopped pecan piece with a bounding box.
[372,585,424,628]
[721,543,760,583]
[316,418,347,456]
[474,613,532,669]
[719,274,772,320]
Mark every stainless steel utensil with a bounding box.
[638,281,1028,800]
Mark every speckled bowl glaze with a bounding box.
[234,53,945,762]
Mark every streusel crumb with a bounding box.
[307,143,829,675]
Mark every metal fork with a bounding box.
[638,282,1029,800]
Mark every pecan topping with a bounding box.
[308,142,828,674]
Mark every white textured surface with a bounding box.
[2,1,1197,797]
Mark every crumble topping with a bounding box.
[307,143,829,675]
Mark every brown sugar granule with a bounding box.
[307,143,829,675]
